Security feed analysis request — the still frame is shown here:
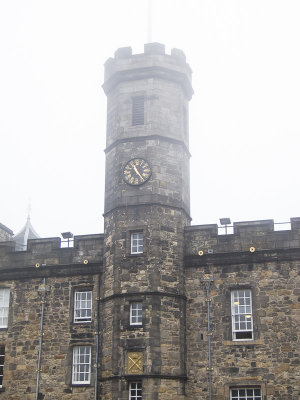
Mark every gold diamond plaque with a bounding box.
[127,352,143,374]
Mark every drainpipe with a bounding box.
[36,274,49,400]
[95,274,100,400]
[201,274,214,400]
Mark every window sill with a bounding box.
[71,383,91,387]
[125,325,143,331]
[223,339,263,346]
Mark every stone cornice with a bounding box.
[101,291,187,303]
[103,203,192,222]
[102,65,194,100]
[99,373,188,382]
[0,262,103,281]
[104,134,191,157]
[185,247,300,268]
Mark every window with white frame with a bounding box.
[231,289,253,340]
[72,346,91,384]
[0,289,10,328]
[129,382,142,400]
[131,233,143,254]
[74,290,92,323]
[130,303,142,326]
[230,388,261,400]
[0,345,5,388]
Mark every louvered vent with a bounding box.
[132,96,144,126]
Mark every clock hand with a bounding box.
[133,165,144,181]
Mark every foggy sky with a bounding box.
[1,0,299,238]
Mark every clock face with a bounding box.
[123,158,152,186]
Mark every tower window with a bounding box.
[0,345,5,388]
[129,382,142,400]
[0,289,10,328]
[230,388,261,399]
[130,303,142,326]
[72,346,91,384]
[132,96,144,126]
[74,291,92,323]
[231,289,253,340]
[131,233,143,254]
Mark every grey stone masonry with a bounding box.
[185,218,300,400]
[103,43,193,218]
[101,43,193,399]
[0,43,300,400]
[185,217,300,256]
[0,234,103,399]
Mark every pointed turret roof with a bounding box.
[13,215,40,251]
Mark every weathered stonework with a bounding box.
[0,44,299,399]
[185,220,300,400]
[0,235,103,399]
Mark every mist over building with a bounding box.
[0,43,299,400]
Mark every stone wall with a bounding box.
[0,221,299,399]
[101,205,189,399]
[184,218,300,400]
[0,234,103,399]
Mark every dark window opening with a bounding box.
[132,96,144,126]
[235,331,253,340]
[129,382,142,400]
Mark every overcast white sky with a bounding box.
[1,0,299,238]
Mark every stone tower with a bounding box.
[0,43,299,400]
[101,43,193,399]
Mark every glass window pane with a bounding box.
[74,291,92,322]
[131,233,143,254]
[0,289,10,328]
[72,346,91,384]
[231,290,253,339]
[231,388,261,400]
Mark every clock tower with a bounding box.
[101,43,193,399]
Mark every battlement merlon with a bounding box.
[102,42,193,99]
[185,217,300,256]
[0,233,104,273]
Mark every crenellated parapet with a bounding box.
[0,233,104,278]
[103,42,193,99]
[185,217,300,259]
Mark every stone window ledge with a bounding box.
[223,339,263,346]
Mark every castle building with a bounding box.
[0,43,299,400]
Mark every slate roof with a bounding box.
[0,222,13,236]
[13,216,40,251]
